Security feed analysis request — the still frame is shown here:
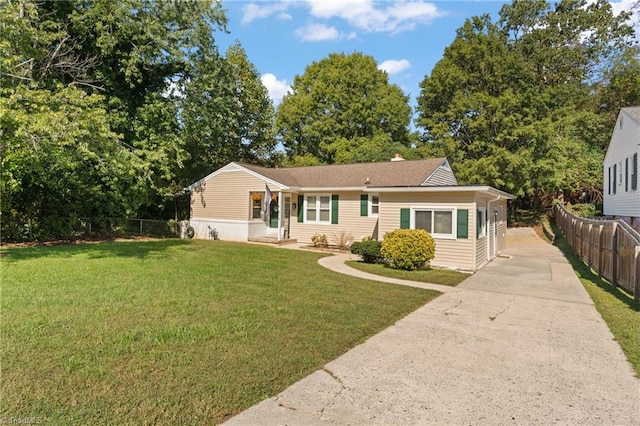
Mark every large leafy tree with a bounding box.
[68,0,227,212]
[0,0,228,239]
[276,52,413,165]
[416,0,635,203]
[181,42,277,183]
[596,44,640,134]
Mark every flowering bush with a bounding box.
[381,229,435,270]
[311,233,328,247]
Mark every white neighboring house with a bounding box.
[603,106,640,231]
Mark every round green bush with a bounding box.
[380,229,435,270]
[350,239,382,263]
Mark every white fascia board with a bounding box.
[365,186,516,199]
[184,162,289,191]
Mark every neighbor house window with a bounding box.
[412,208,455,239]
[626,157,629,192]
[370,195,379,216]
[619,161,623,185]
[477,207,487,239]
[632,153,638,191]
[305,194,332,223]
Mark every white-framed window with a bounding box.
[250,193,262,219]
[619,161,623,185]
[369,194,379,216]
[477,207,486,239]
[411,207,456,239]
[305,194,332,223]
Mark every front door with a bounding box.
[269,196,279,228]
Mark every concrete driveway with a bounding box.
[226,228,639,425]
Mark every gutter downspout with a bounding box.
[487,194,501,261]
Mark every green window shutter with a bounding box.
[457,209,469,239]
[297,195,304,222]
[331,195,339,224]
[360,194,368,216]
[400,208,410,229]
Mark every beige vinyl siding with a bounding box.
[473,196,508,269]
[190,171,270,220]
[379,192,476,271]
[424,166,457,186]
[475,225,488,270]
[290,191,379,244]
[496,204,507,252]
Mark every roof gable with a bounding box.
[604,106,640,164]
[184,162,287,191]
[621,106,640,124]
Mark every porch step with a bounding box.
[248,237,298,246]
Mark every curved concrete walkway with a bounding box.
[226,228,639,425]
[317,253,466,293]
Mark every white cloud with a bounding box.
[241,2,292,25]
[378,59,411,75]
[242,1,444,34]
[261,73,291,105]
[609,0,637,15]
[277,12,293,21]
[307,0,443,34]
[609,0,640,40]
[295,23,342,41]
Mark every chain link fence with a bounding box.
[2,218,185,242]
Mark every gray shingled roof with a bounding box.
[622,106,640,123]
[239,158,448,188]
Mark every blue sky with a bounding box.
[215,0,639,107]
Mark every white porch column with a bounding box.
[278,191,283,241]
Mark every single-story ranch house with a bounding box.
[185,156,515,271]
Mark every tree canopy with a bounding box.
[275,52,414,165]
[181,42,277,183]
[0,0,277,240]
[416,0,636,204]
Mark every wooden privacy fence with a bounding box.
[555,204,640,301]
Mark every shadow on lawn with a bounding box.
[0,239,192,262]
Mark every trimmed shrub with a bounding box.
[381,229,435,270]
[350,239,382,263]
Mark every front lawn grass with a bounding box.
[550,220,640,376]
[345,260,469,286]
[1,240,439,424]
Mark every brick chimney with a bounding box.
[391,153,404,161]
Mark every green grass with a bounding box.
[0,240,439,424]
[550,220,640,376]
[345,260,469,286]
